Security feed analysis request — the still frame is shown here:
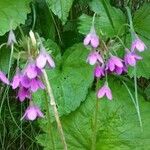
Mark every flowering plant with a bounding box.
[0,0,150,149]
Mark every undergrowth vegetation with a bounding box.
[0,0,150,149]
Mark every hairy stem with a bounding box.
[43,70,67,150]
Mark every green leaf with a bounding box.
[33,43,94,116]
[43,39,61,60]
[37,77,150,149]
[133,3,150,40]
[0,46,10,73]
[78,0,125,38]
[47,0,74,25]
[36,0,55,40]
[0,0,31,36]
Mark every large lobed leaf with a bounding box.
[33,43,94,116]
[133,3,150,40]
[37,77,150,149]
[78,0,125,38]
[0,0,31,36]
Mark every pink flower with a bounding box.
[94,66,105,78]
[84,27,99,48]
[11,72,30,89]
[22,105,44,121]
[114,65,127,75]
[12,71,44,92]
[17,87,31,102]
[7,30,17,46]
[36,46,55,69]
[20,75,31,88]
[30,78,45,92]
[87,51,103,65]
[106,56,124,74]
[24,61,42,79]
[11,71,22,89]
[131,38,146,52]
[0,71,9,85]
[124,52,142,66]
[97,83,112,100]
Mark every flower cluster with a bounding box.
[84,27,146,100]
[1,30,56,121]
[14,45,55,120]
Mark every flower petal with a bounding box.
[0,71,9,85]
[36,53,47,69]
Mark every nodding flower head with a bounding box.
[131,37,146,52]
[106,56,124,74]
[24,60,42,79]
[87,51,103,65]
[0,71,9,85]
[36,46,55,69]
[84,27,99,48]
[124,52,142,66]
[97,83,112,100]
[7,30,17,46]
[30,78,45,92]
[11,70,24,89]
[22,104,44,121]
[11,70,45,93]
[94,65,105,78]
[17,86,31,102]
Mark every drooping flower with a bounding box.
[87,51,103,65]
[97,83,112,100]
[36,46,55,69]
[94,65,105,78]
[131,38,146,52]
[11,71,23,89]
[106,56,124,74]
[114,65,127,75]
[17,87,31,102]
[7,30,17,46]
[30,78,45,92]
[20,75,31,88]
[22,104,44,121]
[24,60,42,79]
[124,52,142,66]
[84,27,99,48]
[0,71,9,85]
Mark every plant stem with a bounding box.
[134,66,143,130]
[126,6,135,40]
[122,81,136,107]
[43,70,67,150]
[126,6,143,130]
[44,91,55,150]
[31,2,36,30]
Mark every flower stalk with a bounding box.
[43,70,67,150]
[126,6,143,130]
